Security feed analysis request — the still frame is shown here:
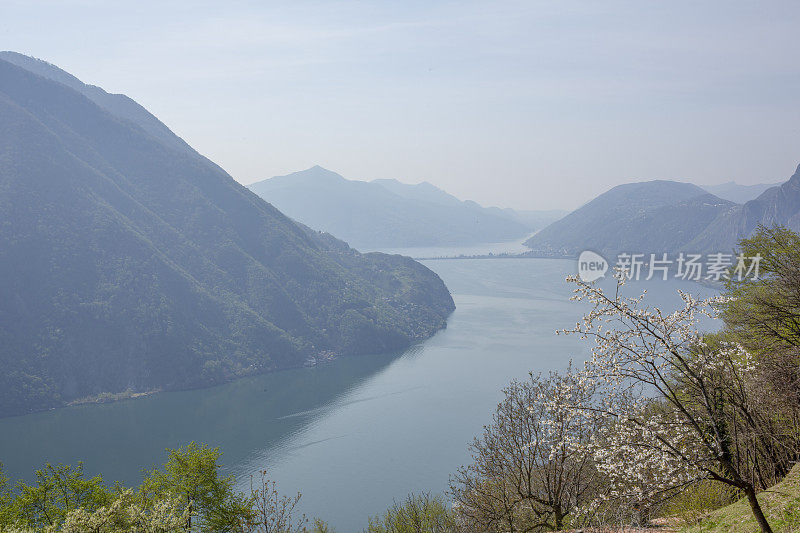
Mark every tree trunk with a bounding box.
[745,486,773,533]
[554,508,563,531]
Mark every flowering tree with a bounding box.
[450,366,601,532]
[563,271,797,533]
[57,490,190,532]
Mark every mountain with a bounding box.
[688,165,800,252]
[525,165,800,259]
[249,168,562,249]
[371,178,568,232]
[0,54,455,417]
[0,51,189,153]
[700,181,782,204]
[371,178,465,207]
[523,180,737,257]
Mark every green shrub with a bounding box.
[366,493,458,533]
[664,480,740,525]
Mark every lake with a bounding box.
[361,234,536,258]
[0,256,719,531]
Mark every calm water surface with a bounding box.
[362,234,535,258]
[0,257,718,531]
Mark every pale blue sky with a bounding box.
[3,0,799,209]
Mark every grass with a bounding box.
[682,465,800,532]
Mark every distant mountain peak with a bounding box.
[262,166,349,186]
[303,165,339,175]
[700,178,787,204]
[525,179,733,257]
[526,163,800,258]
[249,168,563,249]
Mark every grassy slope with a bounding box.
[684,466,800,532]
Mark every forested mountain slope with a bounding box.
[525,167,800,258]
[524,180,735,257]
[0,54,454,417]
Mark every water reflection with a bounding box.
[0,258,720,531]
[0,349,405,486]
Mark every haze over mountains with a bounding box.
[525,166,800,258]
[688,165,800,252]
[524,181,736,257]
[699,181,782,204]
[1,49,794,418]
[249,167,565,250]
[0,53,454,417]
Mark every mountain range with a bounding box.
[700,181,782,204]
[525,167,800,258]
[249,167,565,249]
[0,52,455,417]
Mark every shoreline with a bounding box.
[1,332,442,420]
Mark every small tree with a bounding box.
[242,471,307,533]
[563,271,797,533]
[450,367,600,532]
[139,442,251,531]
[720,226,800,447]
[722,225,800,351]
[0,463,12,527]
[10,462,113,529]
[366,493,457,533]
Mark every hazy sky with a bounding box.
[3,0,799,210]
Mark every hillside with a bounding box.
[249,168,561,249]
[525,167,800,258]
[373,177,567,232]
[684,465,800,532]
[688,165,800,252]
[524,180,736,257]
[0,54,455,418]
[0,51,189,153]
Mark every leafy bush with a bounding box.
[663,480,740,525]
[366,493,457,533]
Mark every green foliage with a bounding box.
[366,493,458,533]
[7,463,113,530]
[0,463,12,527]
[684,465,800,533]
[0,443,336,532]
[663,480,740,526]
[721,225,800,352]
[139,442,250,531]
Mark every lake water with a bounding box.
[0,257,719,531]
[361,235,535,258]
